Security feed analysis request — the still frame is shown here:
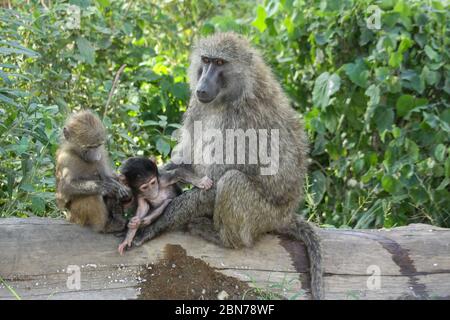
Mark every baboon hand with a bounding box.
[118,239,132,255]
[128,216,141,229]
[102,178,130,198]
[195,176,213,190]
[101,179,117,195]
[117,183,131,200]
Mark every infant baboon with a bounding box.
[133,33,324,299]
[55,110,130,232]
[117,157,212,255]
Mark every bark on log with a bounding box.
[0,217,449,300]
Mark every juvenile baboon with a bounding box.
[117,157,213,254]
[55,110,130,233]
[133,33,323,299]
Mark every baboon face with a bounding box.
[195,55,227,103]
[64,126,104,163]
[191,33,253,105]
[120,157,160,199]
[136,175,159,200]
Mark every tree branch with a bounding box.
[103,64,126,120]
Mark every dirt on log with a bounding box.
[0,217,449,300]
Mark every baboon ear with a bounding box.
[118,174,128,186]
[63,127,70,140]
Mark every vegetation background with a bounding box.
[0,0,449,229]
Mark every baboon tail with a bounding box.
[277,217,324,300]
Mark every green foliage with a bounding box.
[247,0,449,228]
[0,0,231,217]
[0,0,449,229]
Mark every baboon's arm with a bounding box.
[140,198,171,226]
[61,177,123,197]
[161,167,207,188]
[61,178,104,196]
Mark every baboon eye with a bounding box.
[201,56,210,64]
[216,59,225,66]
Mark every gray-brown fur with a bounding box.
[55,110,129,233]
[133,33,323,299]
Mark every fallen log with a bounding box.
[0,217,449,300]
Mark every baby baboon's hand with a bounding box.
[128,216,141,229]
[118,239,131,255]
[195,176,213,190]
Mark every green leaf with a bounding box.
[396,94,415,117]
[0,93,18,107]
[421,66,440,85]
[0,69,11,85]
[171,82,189,100]
[252,5,267,33]
[0,41,40,58]
[424,45,440,61]
[76,36,95,65]
[382,175,397,193]
[156,137,171,157]
[404,73,425,94]
[394,0,411,17]
[96,0,110,7]
[434,144,446,162]
[31,196,46,214]
[312,72,341,108]
[364,85,380,130]
[389,51,403,68]
[311,170,326,205]
[365,84,380,107]
[374,107,394,132]
[284,16,294,35]
[200,22,215,36]
[19,183,34,192]
[343,59,369,87]
[445,157,450,178]
[405,139,420,162]
[415,13,428,26]
[398,37,413,53]
[142,120,160,127]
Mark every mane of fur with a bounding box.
[186,32,309,176]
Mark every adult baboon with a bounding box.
[55,110,130,233]
[133,33,323,299]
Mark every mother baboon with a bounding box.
[133,32,323,299]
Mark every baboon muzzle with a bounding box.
[196,63,220,103]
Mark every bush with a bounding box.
[0,0,449,228]
[243,0,450,228]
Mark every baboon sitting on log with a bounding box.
[133,33,324,299]
[55,110,130,233]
